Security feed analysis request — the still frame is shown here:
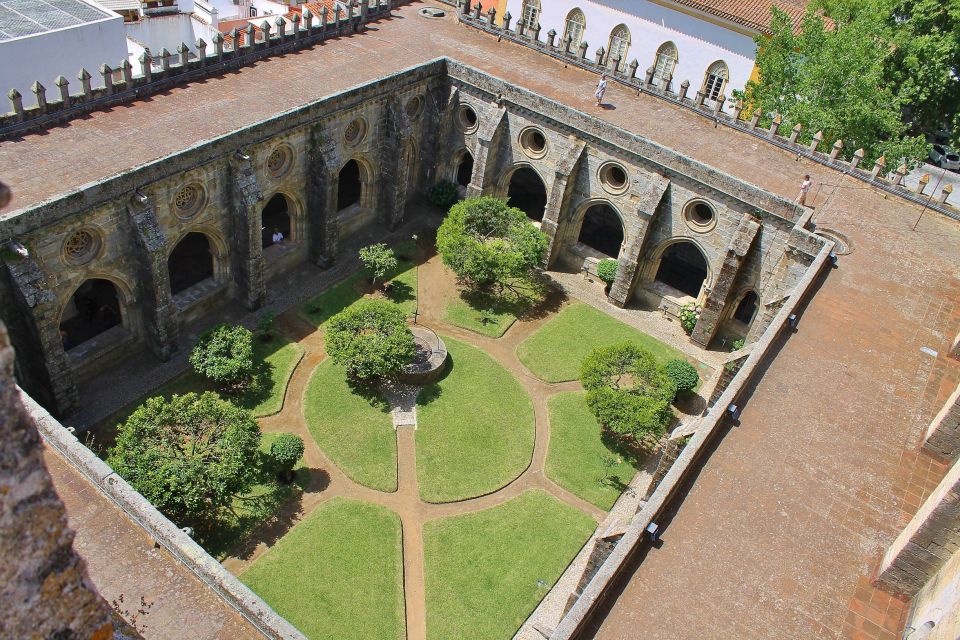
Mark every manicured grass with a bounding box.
[423,490,595,640]
[546,392,642,511]
[241,498,405,640]
[517,303,687,382]
[300,241,418,327]
[303,359,397,492]
[416,336,535,502]
[442,299,516,338]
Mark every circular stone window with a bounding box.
[683,200,718,233]
[519,127,548,159]
[62,229,102,265]
[405,95,424,119]
[458,104,479,133]
[344,118,367,146]
[173,183,206,219]
[266,145,293,178]
[598,162,629,194]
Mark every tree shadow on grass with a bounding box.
[385,279,415,307]
[459,277,566,324]
[413,354,454,408]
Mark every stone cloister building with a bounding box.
[0,59,820,417]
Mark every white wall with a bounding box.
[0,16,128,101]
[506,0,758,105]
[124,13,218,61]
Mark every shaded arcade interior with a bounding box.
[456,152,474,187]
[578,204,624,258]
[59,279,121,350]
[338,160,362,210]
[654,241,708,297]
[169,232,214,295]
[507,167,547,221]
[262,193,292,248]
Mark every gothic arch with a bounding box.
[167,229,227,295]
[570,198,627,259]
[607,24,631,71]
[702,60,729,102]
[498,163,548,222]
[58,274,135,350]
[261,191,303,248]
[563,8,586,48]
[648,237,713,299]
[453,148,474,187]
[338,155,376,211]
[652,41,678,87]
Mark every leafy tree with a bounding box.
[358,243,398,289]
[107,392,261,529]
[325,300,415,382]
[436,196,548,292]
[743,5,929,165]
[580,343,676,445]
[430,180,459,210]
[270,433,305,483]
[661,358,700,397]
[190,324,254,389]
[597,259,618,287]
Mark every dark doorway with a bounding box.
[578,204,624,257]
[59,279,121,349]
[655,241,708,297]
[338,159,362,211]
[169,232,214,295]
[507,167,547,221]
[456,152,474,187]
[262,193,291,248]
[733,290,758,324]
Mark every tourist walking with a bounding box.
[595,74,608,106]
[796,174,812,206]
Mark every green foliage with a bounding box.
[256,311,276,340]
[325,300,415,382]
[270,433,305,476]
[430,180,459,210]
[358,243,398,288]
[190,324,255,388]
[579,343,676,445]
[678,303,699,335]
[661,358,700,396]
[436,196,549,292]
[743,4,932,165]
[596,259,618,286]
[107,392,261,530]
[731,338,746,351]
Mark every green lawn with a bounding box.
[303,359,397,492]
[423,490,595,640]
[241,498,405,640]
[416,336,535,502]
[300,241,418,327]
[546,392,642,511]
[442,299,516,338]
[517,303,687,382]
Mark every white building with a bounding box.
[504,0,807,106]
[0,0,128,96]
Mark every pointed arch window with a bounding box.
[563,8,586,48]
[653,42,678,87]
[703,60,728,101]
[521,0,540,30]
[607,24,630,71]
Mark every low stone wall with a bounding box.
[21,391,306,640]
[549,240,835,639]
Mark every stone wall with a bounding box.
[924,384,960,461]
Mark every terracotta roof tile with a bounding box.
[658,0,812,35]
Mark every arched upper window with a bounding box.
[703,60,728,101]
[563,8,586,47]
[653,42,678,87]
[607,24,630,71]
[521,0,540,30]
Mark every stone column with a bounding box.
[126,197,178,359]
[0,322,119,640]
[924,383,960,461]
[691,213,761,346]
[229,154,266,310]
[466,106,507,198]
[306,126,341,266]
[608,176,671,307]
[377,99,415,230]
[541,141,586,267]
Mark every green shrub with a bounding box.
[257,311,277,341]
[270,433,305,482]
[358,243,398,288]
[662,359,699,396]
[596,259,618,286]
[678,303,699,335]
[731,338,746,351]
[325,300,415,382]
[190,324,255,388]
[430,180,459,210]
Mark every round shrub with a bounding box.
[325,300,415,382]
[596,259,618,286]
[270,433,305,483]
[678,303,699,335]
[662,358,699,396]
[430,180,459,210]
[190,324,254,389]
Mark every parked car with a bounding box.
[929,144,960,171]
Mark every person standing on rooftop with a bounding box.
[595,74,608,107]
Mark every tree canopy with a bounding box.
[107,392,261,529]
[325,300,415,382]
[359,243,398,288]
[436,196,549,291]
[190,323,255,389]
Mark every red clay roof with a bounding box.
[659,0,812,35]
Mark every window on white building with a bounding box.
[652,42,678,87]
[521,0,540,30]
[703,60,728,101]
[607,24,630,71]
[563,8,586,48]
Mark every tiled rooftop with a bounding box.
[660,0,811,34]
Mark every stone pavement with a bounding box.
[43,445,263,639]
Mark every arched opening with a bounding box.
[578,204,624,258]
[703,60,729,102]
[507,167,547,222]
[521,0,540,30]
[733,290,758,324]
[261,193,292,248]
[169,232,214,295]
[59,279,122,350]
[338,159,362,211]
[607,24,630,71]
[564,8,585,47]
[655,241,708,298]
[653,42,678,87]
[456,151,474,187]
